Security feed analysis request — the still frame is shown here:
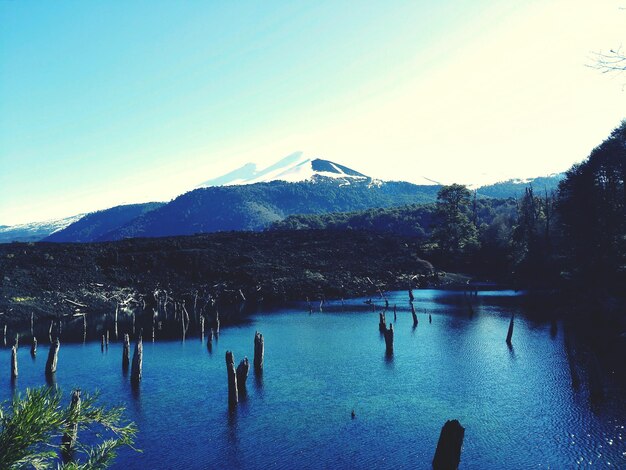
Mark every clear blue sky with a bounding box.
[1,0,625,224]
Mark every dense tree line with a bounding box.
[272,121,626,289]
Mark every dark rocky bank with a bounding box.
[0,229,445,325]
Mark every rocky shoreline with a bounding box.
[0,230,456,326]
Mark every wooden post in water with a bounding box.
[11,345,18,379]
[411,303,418,327]
[225,351,238,407]
[200,316,205,340]
[433,419,465,470]
[236,357,250,392]
[45,338,60,376]
[14,333,19,350]
[429,313,432,323]
[131,336,143,385]
[506,314,514,345]
[31,337,37,357]
[101,335,105,351]
[393,304,397,321]
[383,323,394,354]
[409,288,414,302]
[379,312,387,332]
[254,331,264,372]
[122,334,130,371]
[61,389,81,461]
[106,330,109,347]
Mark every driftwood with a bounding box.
[433,419,465,470]
[11,345,18,378]
[254,331,264,371]
[46,338,60,376]
[131,336,143,384]
[61,389,81,462]
[122,334,130,371]
[31,336,37,357]
[506,314,514,345]
[225,351,238,406]
[236,357,250,391]
[383,323,394,354]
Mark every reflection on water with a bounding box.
[1,289,625,469]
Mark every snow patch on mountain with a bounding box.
[197,153,372,188]
[0,214,85,243]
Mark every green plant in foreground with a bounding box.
[0,386,138,469]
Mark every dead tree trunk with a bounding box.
[45,338,60,376]
[429,313,432,323]
[122,334,130,371]
[11,345,18,378]
[215,311,220,335]
[225,351,238,407]
[433,419,465,470]
[31,337,37,357]
[506,314,514,345]
[131,336,143,385]
[254,331,264,372]
[411,303,418,327]
[379,312,387,332]
[409,288,415,302]
[61,389,81,462]
[236,357,250,392]
[383,324,394,354]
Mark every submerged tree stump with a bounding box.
[236,357,250,391]
[122,333,130,371]
[46,338,60,376]
[383,323,394,354]
[61,389,81,462]
[131,336,143,384]
[225,351,238,406]
[411,303,418,327]
[433,419,465,470]
[254,331,264,371]
[11,345,18,379]
[379,312,387,332]
[506,314,514,345]
[31,336,37,357]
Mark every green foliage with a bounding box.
[557,120,626,286]
[0,387,138,469]
[431,184,478,261]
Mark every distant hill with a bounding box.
[101,178,441,241]
[3,154,566,243]
[45,203,164,242]
[0,214,84,243]
[476,174,564,199]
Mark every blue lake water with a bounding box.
[1,289,625,469]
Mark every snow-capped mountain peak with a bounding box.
[197,153,371,188]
